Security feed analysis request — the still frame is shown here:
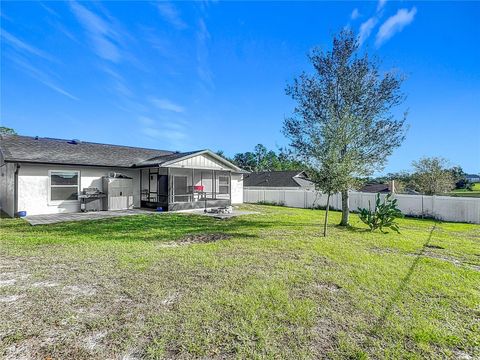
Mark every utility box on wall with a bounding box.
[103,173,134,210]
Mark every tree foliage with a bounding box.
[231,144,304,172]
[0,126,16,135]
[283,30,407,226]
[411,157,455,195]
[358,193,403,233]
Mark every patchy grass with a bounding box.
[0,205,479,359]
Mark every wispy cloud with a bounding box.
[156,2,187,30]
[358,17,378,45]
[356,0,389,45]
[1,29,54,61]
[196,18,213,88]
[69,1,121,62]
[8,55,79,100]
[375,7,417,47]
[377,0,387,12]
[39,2,60,17]
[138,116,188,148]
[150,98,185,113]
[351,8,360,20]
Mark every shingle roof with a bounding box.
[359,183,390,193]
[135,150,201,167]
[244,171,314,188]
[0,135,199,168]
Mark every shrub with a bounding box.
[257,200,286,207]
[358,194,403,233]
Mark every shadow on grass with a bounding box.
[367,223,437,337]
[335,224,370,233]
[4,213,297,244]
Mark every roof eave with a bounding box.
[160,149,247,173]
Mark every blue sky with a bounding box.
[1,1,479,174]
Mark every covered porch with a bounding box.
[141,167,232,211]
[138,150,244,212]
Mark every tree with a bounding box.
[411,157,455,195]
[309,148,349,236]
[283,30,407,226]
[231,144,305,171]
[0,126,16,135]
[449,166,468,189]
[233,151,258,172]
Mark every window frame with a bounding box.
[218,175,230,195]
[48,170,81,205]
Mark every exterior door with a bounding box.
[158,175,168,203]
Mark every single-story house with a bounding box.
[358,181,397,194]
[243,170,314,190]
[466,174,480,183]
[0,135,245,217]
[358,183,391,193]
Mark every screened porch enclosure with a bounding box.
[140,167,232,211]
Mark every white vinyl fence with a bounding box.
[244,188,480,224]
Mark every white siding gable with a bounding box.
[167,153,232,170]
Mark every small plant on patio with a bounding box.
[358,194,403,233]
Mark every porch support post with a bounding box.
[213,170,215,200]
[229,171,232,203]
[167,167,171,204]
[192,168,194,202]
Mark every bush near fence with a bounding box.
[243,188,480,224]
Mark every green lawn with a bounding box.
[0,205,479,359]
[450,182,480,198]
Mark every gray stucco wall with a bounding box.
[16,164,141,216]
[0,153,16,217]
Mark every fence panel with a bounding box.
[243,188,480,224]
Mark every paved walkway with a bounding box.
[24,209,157,226]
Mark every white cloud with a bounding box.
[1,29,54,61]
[150,98,185,113]
[196,18,213,88]
[358,17,378,45]
[375,7,417,47]
[140,119,188,148]
[351,8,360,20]
[157,2,187,30]
[8,55,78,100]
[69,1,121,62]
[377,0,387,12]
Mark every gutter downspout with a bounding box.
[14,163,19,217]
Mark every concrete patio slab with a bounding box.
[24,209,157,226]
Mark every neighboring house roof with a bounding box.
[244,171,314,188]
[0,135,243,171]
[359,183,390,193]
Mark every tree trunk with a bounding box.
[340,189,349,226]
[323,193,331,237]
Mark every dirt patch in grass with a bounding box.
[315,282,342,293]
[159,233,233,247]
[369,246,401,255]
[179,233,232,244]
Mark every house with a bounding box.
[359,181,396,194]
[466,174,480,183]
[359,183,390,193]
[243,170,314,189]
[0,135,245,217]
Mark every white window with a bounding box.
[49,170,80,202]
[218,176,229,194]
